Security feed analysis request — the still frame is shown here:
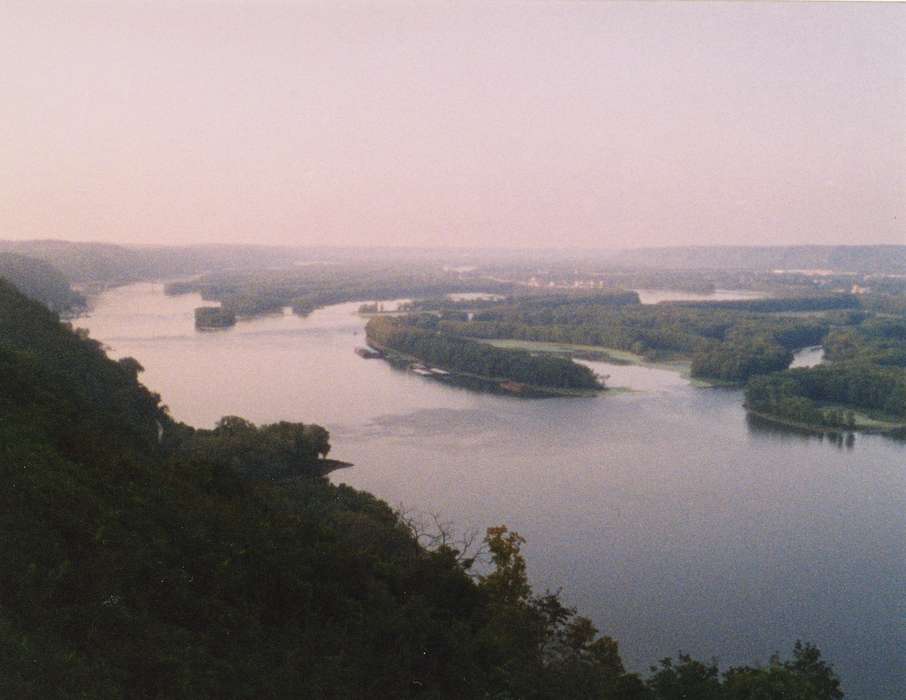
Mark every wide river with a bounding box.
[78,283,905,699]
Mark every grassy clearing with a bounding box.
[815,403,906,429]
[477,338,704,379]
[482,339,642,363]
[764,310,836,318]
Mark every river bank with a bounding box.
[746,408,906,435]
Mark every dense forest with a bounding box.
[0,277,850,697]
[0,253,85,311]
[366,315,602,391]
[435,296,835,382]
[745,364,906,429]
[823,318,906,368]
[744,315,906,429]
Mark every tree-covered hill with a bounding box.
[0,253,85,311]
[0,280,843,698]
[0,240,152,284]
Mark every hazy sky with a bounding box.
[1,1,904,249]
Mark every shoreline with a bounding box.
[745,409,906,435]
[366,341,604,398]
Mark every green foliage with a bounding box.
[647,642,842,699]
[476,527,647,698]
[690,340,792,383]
[194,305,237,328]
[824,318,906,367]
[367,315,602,390]
[178,416,331,479]
[433,295,833,381]
[165,263,514,319]
[745,364,906,427]
[647,655,723,699]
[859,293,906,317]
[744,313,906,428]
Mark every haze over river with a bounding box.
[78,283,905,699]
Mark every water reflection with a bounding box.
[746,412,856,450]
[746,407,906,448]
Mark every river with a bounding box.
[76,283,905,699]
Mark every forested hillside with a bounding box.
[0,253,84,311]
[438,296,835,382]
[0,280,843,697]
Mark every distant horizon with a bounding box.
[2,237,904,253]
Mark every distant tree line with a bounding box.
[823,317,906,368]
[610,243,906,275]
[165,264,514,320]
[665,294,859,313]
[690,339,793,383]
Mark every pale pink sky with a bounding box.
[1,1,903,249]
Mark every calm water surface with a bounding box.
[78,283,905,699]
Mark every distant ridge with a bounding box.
[611,245,906,274]
[3,239,905,280]
[0,252,84,311]
[0,240,298,284]
[0,240,571,283]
